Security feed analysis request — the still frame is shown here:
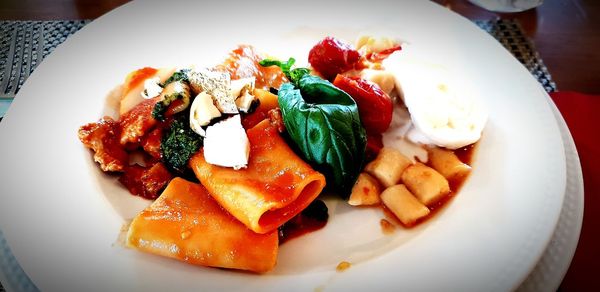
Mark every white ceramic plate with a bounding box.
[517,90,584,292]
[0,1,567,291]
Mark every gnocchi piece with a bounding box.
[401,163,450,206]
[428,147,472,180]
[380,184,430,226]
[348,173,382,206]
[365,147,412,188]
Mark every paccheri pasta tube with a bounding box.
[126,177,278,273]
[189,119,326,234]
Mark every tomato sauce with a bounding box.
[454,143,476,165]
[124,67,158,95]
[381,143,478,230]
[379,219,396,234]
[278,213,328,244]
[278,200,328,244]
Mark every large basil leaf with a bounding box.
[278,75,366,196]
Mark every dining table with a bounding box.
[0,0,598,291]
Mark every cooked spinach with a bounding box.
[161,118,202,173]
[259,58,309,85]
[163,68,190,86]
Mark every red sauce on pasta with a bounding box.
[125,67,158,92]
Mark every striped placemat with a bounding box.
[0,20,90,119]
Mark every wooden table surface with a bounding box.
[1,0,597,290]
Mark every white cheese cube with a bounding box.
[203,115,250,169]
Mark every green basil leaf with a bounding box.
[289,68,311,85]
[259,58,294,77]
[163,68,190,87]
[259,57,309,85]
[278,75,366,196]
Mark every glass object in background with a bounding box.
[468,0,543,12]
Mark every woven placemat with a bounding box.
[475,19,557,92]
[0,20,90,95]
[0,19,557,291]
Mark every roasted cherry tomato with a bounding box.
[333,75,393,134]
[308,37,361,81]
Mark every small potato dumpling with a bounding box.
[402,163,450,206]
[365,147,412,188]
[428,147,471,180]
[381,184,430,226]
[348,173,382,206]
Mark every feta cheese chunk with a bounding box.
[189,92,222,137]
[188,68,238,114]
[203,115,250,169]
[231,77,256,113]
[141,76,163,99]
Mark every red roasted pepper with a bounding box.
[333,75,393,134]
[367,45,402,62]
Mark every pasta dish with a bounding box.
[77,35,487,273]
